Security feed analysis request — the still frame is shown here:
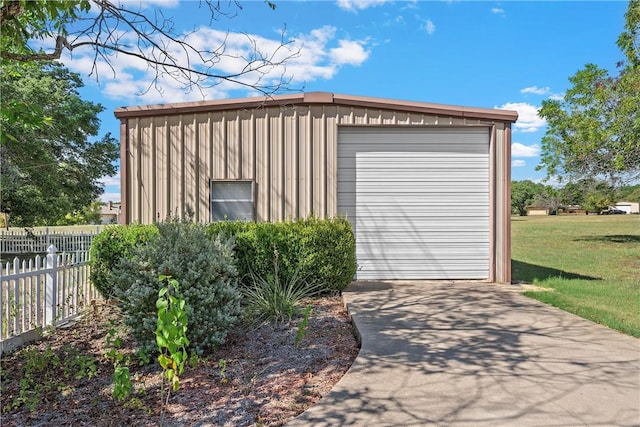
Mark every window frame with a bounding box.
[210,179,256,222]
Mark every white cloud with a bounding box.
[549,93,564,101]
[62,25,370,104]
[497,102,546,133]
[99,192,122,203]
[512,142,540,157]
[521,86,550,95]
[423,19,436,35]
[118,0,180,7]
[512,160,526,167]
[491,8,505,14]
[330,40,369,65]
[336,0,391,11]
[99,173,121,188]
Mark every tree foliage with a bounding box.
[0,0,296,96]
[583,184,616,213]
[0,62,118,226]
[617,184,640,201]
[532,186,562,215]
[511,180,544,216]
[55,201,102,226]
[511,178,634,215]
[538,0,640,187]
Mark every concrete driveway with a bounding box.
[289,281,640,427]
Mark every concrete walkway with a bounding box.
[289,281,640,427]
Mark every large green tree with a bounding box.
[0,62,118,226]
[511,180,544,216]
[532,186,562,215]
[538,0,640,187]
[617,183,640,201]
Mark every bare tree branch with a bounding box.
[1,0,301,96]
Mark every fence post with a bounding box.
[45,245,58,326]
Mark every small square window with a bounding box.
[211,180,255,221]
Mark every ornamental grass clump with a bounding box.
[112,218,242,355]
[242,248,323,325]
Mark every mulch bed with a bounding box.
[1,296,359,426]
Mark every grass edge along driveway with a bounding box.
[511,214,640,337]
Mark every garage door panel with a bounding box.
[338,144,488,155]
[338,195,490,206]
[353,212,489,221]
[356,231,489,242]
[358,249,490,260]
[338,126,490,280]
[356,269,489,281]
[338,161,487,171]
[341,171,489,182]
[356,262,490,280]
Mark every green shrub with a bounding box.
[208,217,356,292]
[112,219,242,355]
[90,224,158,298]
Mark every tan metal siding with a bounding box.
[196,114,210,222]
[184,116,197,220]
[128,119,140,223]
[298,107,312,219]
[123,106,509,281]
[156,117,169,221]
[326,106,338,217]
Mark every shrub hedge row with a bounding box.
[90,217,356,299]
[207,217,356,292]
[89,224,159,298]
[89,217,355,355]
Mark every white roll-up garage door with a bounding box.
[338,127,490,280]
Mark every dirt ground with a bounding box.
[1,296,359,426]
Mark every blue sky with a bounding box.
[55,0,629,202]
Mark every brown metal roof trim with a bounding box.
[114,91,518,122]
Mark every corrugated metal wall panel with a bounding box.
[139,118,153,224]
[124,107,508,280]
[168,116,181,220]
[128,120,140,222]
[325,106,338,216]
[269,114,283,221]
[283,110,297,219]
[184,116,197,219]
[226,112,238,180]
[495,123,511,282]
[196,114,210,222]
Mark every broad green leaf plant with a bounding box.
[155,275,189,419]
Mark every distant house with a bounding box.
[561,205,587,215]
[526,206,550,216]
[100,202,121,224]
[615,201,640,214]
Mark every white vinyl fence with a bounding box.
[0,245,98,354]
[0,227,101,254]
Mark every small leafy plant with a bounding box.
[295,305,313,349]
[104,320,133,401]
[7,346,96,412]
[218,358,228,384]
[156,275,189,421]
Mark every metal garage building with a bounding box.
[115,92,518,283]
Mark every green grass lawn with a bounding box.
[511,214,640,337]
